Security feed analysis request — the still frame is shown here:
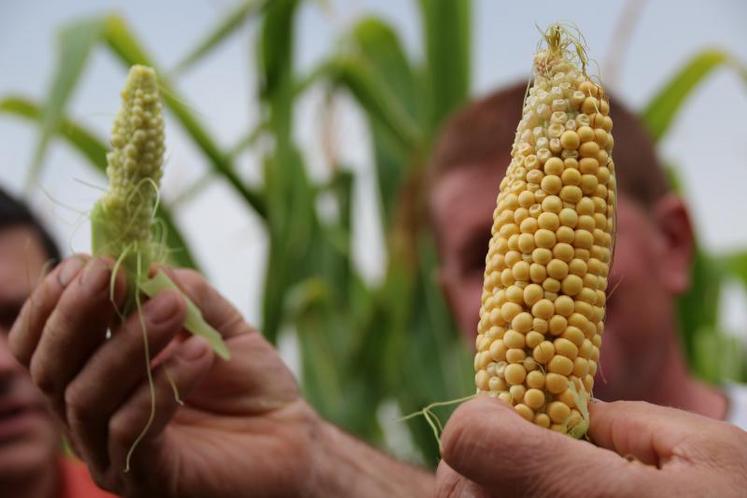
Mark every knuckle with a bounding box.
[435,466,467,498]
[29,357,57,397]
[80,259,113,299]
[186,272,210,302]
[108,414,134,451]
[64,382,91,424]
[7,320,26,362]
[171,268,208,304]
[180,268,202,282]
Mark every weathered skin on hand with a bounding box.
[435,396,747,498]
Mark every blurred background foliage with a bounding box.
[2,0,746,466]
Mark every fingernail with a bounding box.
[178,337,209,360]
[57,257,85,287]
[80,259,110,293]
[146,292,181,326]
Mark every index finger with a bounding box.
[9,255,88,365]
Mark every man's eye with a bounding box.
[471,255,486,273]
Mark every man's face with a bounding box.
[0,226,58,480]
[432,162,687,401]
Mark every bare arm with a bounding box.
[313,421,434,497]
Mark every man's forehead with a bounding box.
[432,164,504,216]
[431,163,507,250]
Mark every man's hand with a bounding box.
[9,256,319,497]
[436,396,747,498]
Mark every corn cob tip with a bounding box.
[534,24,591,80]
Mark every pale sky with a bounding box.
[1,0,746,335]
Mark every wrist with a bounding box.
[308,419,433,498]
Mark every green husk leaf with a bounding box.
[141,271,230,360]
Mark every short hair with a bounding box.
[429,80,670,209]
[0,186,61,263]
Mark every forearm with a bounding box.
[310,421,434,498]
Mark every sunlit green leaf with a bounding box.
[677,248,722,362]
[692,328,746,383]
[172,0,268,75]
[1,96,198,270]
[722,250,747,289]
[643,49,747,142]
[27,17,103,189]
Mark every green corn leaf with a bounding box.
[722,250,747,289]
[256,0,303,344]
[677,247,723,362]
[326,56,421,150]
[261,146,318,344]
[692,328,746,383]
[394,235,472,466]
[102,14,267,219]
[418,0,471,131]
[344,17,422,226]
[2,96,107,172]
[227,119,268,158]
[172,0,268,75]
[349,17,419,121]
[26,17,103,189]
[642,49,747,142]
[258,0,297,109]
[0,96,199,270]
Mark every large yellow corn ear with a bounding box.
[474,25,616,438]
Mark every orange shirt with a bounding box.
[58,458,117,498]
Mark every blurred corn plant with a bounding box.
[640,49,747,383]
[1,0,747,466]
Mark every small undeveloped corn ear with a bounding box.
[474,25,615,438]
[93,65,165,265]
[91,64,230,361]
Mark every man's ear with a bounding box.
[651,194,695,294]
